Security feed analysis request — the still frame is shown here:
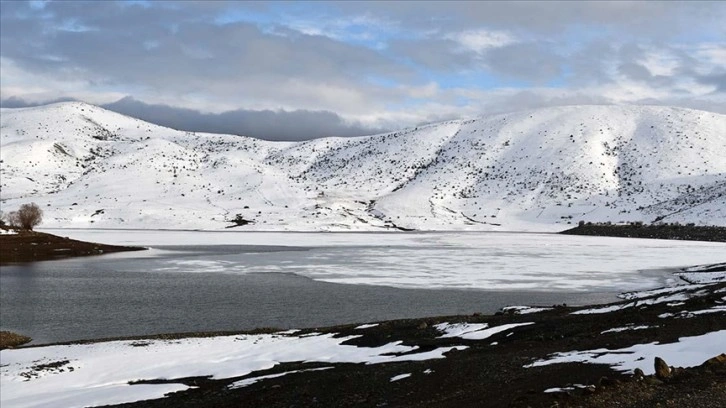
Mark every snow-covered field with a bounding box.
[39,229,726,292]
[2,102,725,231]
[0,330,466,408]
[526,330,726,374]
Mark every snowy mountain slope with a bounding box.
[1,102,724,231]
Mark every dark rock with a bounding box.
[700,353,726,368]
[654,357,671,379]
[643,377,664,386]
[597,376,614,387]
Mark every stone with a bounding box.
[417,322,428,330]
[633,368,645,380]
[654,357,671,379]
[701,353,726,368]
[643,377,664,386]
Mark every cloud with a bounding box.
[0,95,77,108]
[101,97,386,141]
[1,0,724,139]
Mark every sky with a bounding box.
[1,1,725,140]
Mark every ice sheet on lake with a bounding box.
[0,333,466,408]
[40,230,726,292]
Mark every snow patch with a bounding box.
[390,373,411,382]
[435,322,534,340]
[601,325,654,334]
[0,332,466,408]
[526,330,726,374]
[501,306,553,314]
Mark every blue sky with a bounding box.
[1,1,724,139]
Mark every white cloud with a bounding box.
[446,29,516,54]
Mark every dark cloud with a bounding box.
[1,95,388,140]
[101,97,386,141]
[0,96,78,108]
[696,72,726,94]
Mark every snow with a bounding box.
[682,263,726,273]
[2,102,725,231]
[354,324,379,330]
[659,305,726,318]
[0,229,18,235]
[526,330,726,374]
[601,325,654,334]
[389,373,411,382]
[501,306,553,314]
[675,271,726,284]
[0,332,466,408]
[32,229,726,293]
[572,291,709,314]
[544,384,588,393]
[436,322,534,340]
[229,367,333,388]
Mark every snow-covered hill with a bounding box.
[1,102,724,231]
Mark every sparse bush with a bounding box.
[7,203,43,230]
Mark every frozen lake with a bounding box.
[1,230,723,344]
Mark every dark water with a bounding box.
[1,246,617,345]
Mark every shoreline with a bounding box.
[2,268,725,407]
[560,223,726,242]
[0,229,146,265]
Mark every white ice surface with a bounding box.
[526,330,726,374]
[0,333,466,408]
[37,229,726,292]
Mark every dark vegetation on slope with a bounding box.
[560,222,726,242]
[0,229,146,265]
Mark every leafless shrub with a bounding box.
[7,203,43,230]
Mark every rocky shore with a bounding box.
[3,266,723,408]
[0,229,146,265]
[105,280,726,408]
[560,223,726,242]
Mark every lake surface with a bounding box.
[2,231,723,344]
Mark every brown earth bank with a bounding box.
[560,223,726,242]
[0,229,146,265]
[93,280,726,408]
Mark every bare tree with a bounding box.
[8,203,43,230]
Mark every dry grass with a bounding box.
[0,331,32,349]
